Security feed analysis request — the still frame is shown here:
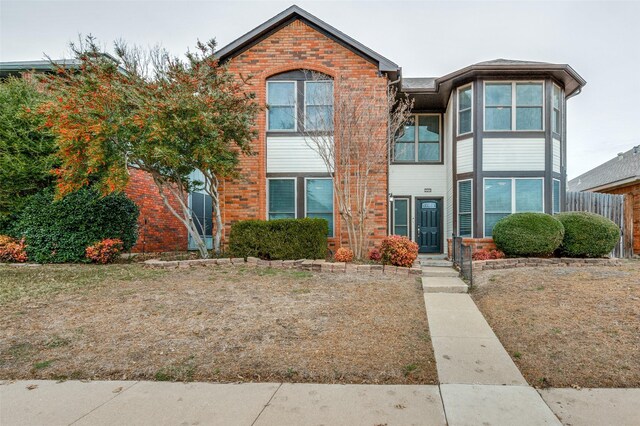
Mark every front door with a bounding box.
[416,199,441,253]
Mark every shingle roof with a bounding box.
[475,58,549,66]
[401,77,436,90]
[568,146,640,191]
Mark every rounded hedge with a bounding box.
[555,212,620,258]
[492,213,564,257]
[12,189,139,263]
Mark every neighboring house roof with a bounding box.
[0,54,123,78]
[401,77,436,90]
[568,146,640,192]
[215,5,400,76]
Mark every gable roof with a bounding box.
[214,5,399,74]
[568,146,640,192]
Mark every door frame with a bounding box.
[415,196,444,254]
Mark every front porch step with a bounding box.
[420,260,453,268]
[422,276,468,293]
[421,267,459,277]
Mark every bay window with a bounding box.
[457,180,472,237]
[484,178,544,236]
[394,114,441,162]
[484,82,544,131]
[458,85,473,135]
[306,178,334,236]
[393,198,410,237]
[553,179,561,214]
[267,81,296,131]
[552,84,562,134]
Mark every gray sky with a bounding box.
[2,0,638,179]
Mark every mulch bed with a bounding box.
[0,264,436,384]
[471,260,640,388]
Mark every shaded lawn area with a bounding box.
[472,261,640,388]
[0,264,436,384]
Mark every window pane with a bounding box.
[204,195,213,235]
[459,213,472,237]
[191,192,205,235]
[418,115,439,142]
[394,225,408,236]
[486,84,511,106]
[515,179,543,212]
[394,199,408,226]
[485,107,512,130]
[516,107,542,130]
[459,110,471,134]
[306,179,333,235]
[395,142,414,161]
[459,87,472,110]
[268,179,295,217]
[418,143,439,161]
[458,180,472,214]
[485,179,512,212]
[268,82,295,105]
[516,83,543,106]
[268,106,295,130]
[397,117,415,142]
[306,81,333,106]
[485,213,509,237]
[306,105,333,130]
[553,180,561,214]
[553,85,561,109]
[552,109,560,134]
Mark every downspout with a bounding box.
[565,87,582,101]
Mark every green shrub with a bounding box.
[12,189,139,263]
[492,213,564,257]
[228,218,328,260]
[555,212,620,257]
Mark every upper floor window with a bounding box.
[266,72,333,132]
[394,114,441,162]
[484,82,544,131]
[552,84,562,134]
[457,85,473,135]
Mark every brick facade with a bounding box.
[447,238,497,258]
[600,182,640,254]
[124,168,187,253]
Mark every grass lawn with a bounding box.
[0,264,436,384]
[472,260,640,388]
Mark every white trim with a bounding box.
[266,80,297,132]
[457,179,473,237]
[457,83,473,136]
[303,80,333,131]
[304,177,334,237]
[482,177,545,237]
[266,177,297,219]
[392,197,411,237]
[483,80,545,132]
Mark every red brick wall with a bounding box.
[447,238,497,258]
[223,19,390,251]
[124,168,187,253]
[601,182,640,254]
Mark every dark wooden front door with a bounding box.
[416,199,441,253]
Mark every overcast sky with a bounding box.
[2,0,638,179]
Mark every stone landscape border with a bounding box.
[143,257,424,276]
[473,257,622,272]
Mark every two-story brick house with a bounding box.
[1,5,586,255]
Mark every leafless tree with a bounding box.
[301,73,413,259]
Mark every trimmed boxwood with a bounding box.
[555,211,620,258]
[11,189,139,263]
[492,212,564,257]
[228,218,328,260]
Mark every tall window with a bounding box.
[305,81,333,131]
[552,85,562,134]
[553,179,561,214]
[394,114,441,162]
[267,81,296,131]
[484,82,544,131]
[306,178,334,236]
[458,85,472,135]
[393,198,409,236]
[458,180,472,237]
[484,178,543,236]
[188,170,213,250]
[268,179,296,219]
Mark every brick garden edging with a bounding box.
[143,257,423,276]
[473,257,622,272]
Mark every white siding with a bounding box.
[482,138,545,171]
[457,138,473,174]
[553,138,561,173]
[266,136,331,173]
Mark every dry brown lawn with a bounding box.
[472,261,640,388]
[0,264,436,384]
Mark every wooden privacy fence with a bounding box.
[565,191,633,258]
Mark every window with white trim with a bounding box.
[484,82,544,131]
[268,179,296,219]
[552,84,562,134]
[553,179,561,214]
[267,81,296,131]
[306,178,334,236]
[394,114,441,162]
[458,180,473,237]
[305,81,333,131]
[458,85,473,135]
[393,198,410,237]
[484,178,544,236]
